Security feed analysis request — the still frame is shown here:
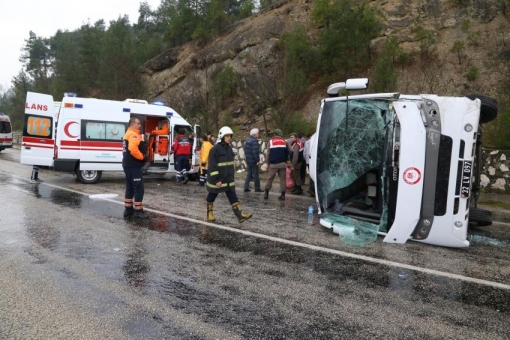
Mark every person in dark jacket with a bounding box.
[263,129,289,200]
[289,132,304,195]
[243,128,263,192]
[123,117,149,219]
[206,126,253,223]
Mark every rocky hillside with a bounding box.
[140,0,510,137]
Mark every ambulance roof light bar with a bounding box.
[124,98,148,104]
[327,78,369,97]
[151,100,165,106]
[64,92,77,97]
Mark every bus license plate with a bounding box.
[461,160,472,198]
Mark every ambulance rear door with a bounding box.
[21,92,56,166]
[192,124,201,173]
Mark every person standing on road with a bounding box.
[289,132,304,195]
[243,128,263,193]
[303,132,315,197]
[30,165,41,183]
[199,134,213,187]
[298,133,307,185]
[171,128,192,184]
[264,129,289,200]
[122,117,149,219]
[206,126,253,223]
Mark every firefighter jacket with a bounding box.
[244,135,260,165]
[206,141,235,193]
[290,140,304,168]
[199,140,213,173]
[267,136,288,165]
[172,133,192,156]
[122,127,147,168]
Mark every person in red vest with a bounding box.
[171,128,192,184]
[263,129,289,200]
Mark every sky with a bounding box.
[0,0,162,91]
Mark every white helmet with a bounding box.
[218,126,234,140]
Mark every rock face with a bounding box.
[481,149,510,192]
[140,0,509,134]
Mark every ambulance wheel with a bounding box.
[469,208,493,227]
[76,169,102,184]
[464,94,498,124]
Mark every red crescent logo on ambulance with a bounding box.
[64,121,79,138]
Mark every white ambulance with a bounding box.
[20,92,200,184]
[0,112,13,152]
[309,78,497,248]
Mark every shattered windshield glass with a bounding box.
[316,99,394,214]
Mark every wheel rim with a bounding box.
[82,170,98,180]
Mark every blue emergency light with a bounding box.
[152,100,165,106]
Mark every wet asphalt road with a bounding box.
[1,148,510,339]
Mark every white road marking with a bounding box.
[3,170,510,291]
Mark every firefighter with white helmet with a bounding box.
[206,126,253,223]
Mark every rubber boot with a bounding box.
[291,186,303,195]
[207,202,216,222]
[134,209,149,219]
[231,202,253,223]
[124,208,134,218]
[278,192,285,200]
[264,189,269,199]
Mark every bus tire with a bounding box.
[465,94,498,124]
[469,208,493,227]
[76,169,102,184]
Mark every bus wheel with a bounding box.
[76,169,102,184]
[469,208,493,227]
[465,94,498,124]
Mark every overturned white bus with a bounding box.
[309,78,497,248]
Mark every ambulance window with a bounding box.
[0,121,11,133]
[83,121,126,141]
[23,114,52,138]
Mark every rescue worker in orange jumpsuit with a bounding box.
[123,117,149,219]
[147,119,169,165]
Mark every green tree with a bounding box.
[99,16,140,99]
[315,0,382,74]
[49,30,85,97]
[466,66,479,81]
[411,23,436,58]
[19,31,52,93]
[8,71,33,130]
[450,40,466,65]
[371,37,401,92]
[79,20,106,92]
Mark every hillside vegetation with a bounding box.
[1,0,510,146]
